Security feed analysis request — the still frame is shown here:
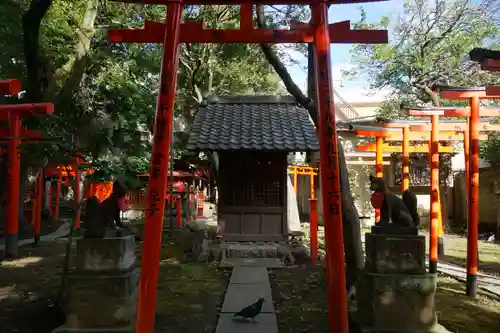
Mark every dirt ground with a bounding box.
[0,234,230,333]
[270,267,500,333]
[0,242,68,333]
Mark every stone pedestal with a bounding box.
[356,230,438,333]
[54,235,139,333]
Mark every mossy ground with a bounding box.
[0,232,229,333]
[270,267,500,333]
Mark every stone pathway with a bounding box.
[0,220,71,252]
[215,265,279,333]
[434,261,500,297]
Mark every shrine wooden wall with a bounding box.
[217,151,287,241]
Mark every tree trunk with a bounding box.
[256,6,363,292]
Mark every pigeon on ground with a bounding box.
[233,297,265,322]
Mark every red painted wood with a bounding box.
[5,113,21,255]
[0,103,54,117]
[467,97,480,297]
[0,127,41,138]
[486,86,500,96]
[313,2,348,332]
[108,19,387,44]
[0,79,21,96]
[115,0,387,4]
[135,4,183,332]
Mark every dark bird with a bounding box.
[233,297,265,322]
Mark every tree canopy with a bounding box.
[346,0,500,166]
[0,1,284,181]
[347,0,499,115]
[0,1,285,230]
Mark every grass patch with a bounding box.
[0,233,229,333]
[152,237,230,332]
[270,267,500,333]
[420,232,500,276]
[313,225,500,275]
[436,276,500,332]
[441,235,500,276]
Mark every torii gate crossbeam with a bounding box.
[108,1,389,332]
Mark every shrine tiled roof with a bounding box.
[469,48,500,62]
[187,95,319,152]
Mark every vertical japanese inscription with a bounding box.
[148,191,162,217]
[147,96,169,215]
[323,107,340,217]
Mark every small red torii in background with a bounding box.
[108,1,388,332]
[0,79,54,257]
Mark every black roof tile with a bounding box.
[187,95,319,152]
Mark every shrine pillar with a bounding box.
[5,114,21,257]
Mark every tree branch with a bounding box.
[51,0,99,103]
[414,82,440,106]
[255,5,316,125]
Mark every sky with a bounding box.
[285,0,487,103]
[285,0,405,103]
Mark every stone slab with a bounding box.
[215,313,278,333]
[221,284,274,313]
[365,233,426,274]
[372,225,419,235]
[219,258,283,268]
[75,235,136,273]
[226,244,278,258]
[64,268,139,329]
[53,326,133,333]
[357,271,437,332]
[230,267,269,284]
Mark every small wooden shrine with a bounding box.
[187,95,319,241]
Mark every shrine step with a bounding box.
[225,242,280,259]
[219,257,284,268]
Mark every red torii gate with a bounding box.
[429,86,500,298]
[0,79,54,257]
[108,1,388,332]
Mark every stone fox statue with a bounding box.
[84,181,128,238]
[369,175,420,227]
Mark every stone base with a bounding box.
[75,235,136,273]
[226,243,279,258]
[198,240,296,264]
[219,258,284,268]
[61,267,139,330]
[53,326,134,333]
[365,233,426,274]
[371,225,419,235]
[357,271,437,333]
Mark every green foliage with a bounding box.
[347,0,500,110]
[347,0,500,166]
[0,2,284,184]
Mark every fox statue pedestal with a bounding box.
[54,234,139,333]
[356,226,443,333]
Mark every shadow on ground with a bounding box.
[443,254,500,277]
[436,277,500,332]
[0,232,230,333]
[270,267,500,333]
[152,236,230,332]
[0,242,68,333]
